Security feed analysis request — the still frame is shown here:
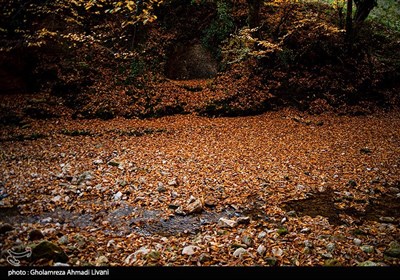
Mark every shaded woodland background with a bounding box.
[0,0,399,121]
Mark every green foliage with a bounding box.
[369,0,400,32]
[125,58,146,85]
[202,0,235,57]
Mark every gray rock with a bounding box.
[113,191,122,201]
[379,216,395,223]
[168,178,178,187]
[242,235,253,247]
[53,262,70,266]
[95,256,109,266]
[300,228,311,234]
[304,240,313,248]
[58,235,69,245]
[124,247,150,264]
[384,241,400,258]
[77,171,93,184]
[93,159,103,165]
[186,198,203,214]
[199,253,212,263]
[360,245,374,253]
[51,195,62,203]
[174,206,186,216]
[257,244,266,256]
[41,217,52,223]
[326,243,335,252]
[257,231,267,239]
[233,247,247,258]
[157,182,166,193]
[31,241,68,262]
[218,218,238,228]
[358,260,379,266]
[321,253,333,259]
[182,245,200,256]
[287,210,297,217]
[353,238,362,246]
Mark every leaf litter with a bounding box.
[0,108,399,266]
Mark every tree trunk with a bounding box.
[354,0,377,24]
[247,0,261,28]
[345,0,353,41]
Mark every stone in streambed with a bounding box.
[31,241,68,262]
[384,241,400,258]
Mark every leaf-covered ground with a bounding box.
[0,107,399,267]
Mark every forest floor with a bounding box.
[0,106,399,267]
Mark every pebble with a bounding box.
[182,245,200,256]
[257,244,266,256]
[113,191,122,201]
[257,231,267,239]
[218,218,238,228]
[233,247,247,258]
[360,245,374,253]
[353,238,362,246]
[326,243,335,252]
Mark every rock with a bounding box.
[51,195,62,203]
[157,182,166,193]
[113,191,122,201]
[326,243,335,252]
[300,228,311,234]
[168,178,178,187]
[304,240,313,248]
[384,241,400,258]
[40,217,53,224]
[174,206,186,216]
[58,236,69,245]
[218,218,238,228]
[95,256,109,266]
[145,250,161,261]
[324,259,342,266]
[199,253,212,263]
[53,262,70,266]
[353,238,362,246]
[182,245,200,256]
[31,241,68,262]
[107,240,115,248]
[379,216,395,223]
[265,257,277,266]
[204,198,217,207]
[272,247,283,257]
[287,210,297,217]
[28,229,44,241]
[258,231,267,239]
[73,234,86,247]
[124,247,150,264]
[0,223,14,234]
[77,171,93,184]
[42,228,56,236]
[358,261,379,266]
[186,198,203,214]
[321,253,333,259]
[242,235,253,247]
[360,245,374,253]
[237,216,250,225]
[257,245,266,256]
[233,247,247,258]
[93,159,103,165]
